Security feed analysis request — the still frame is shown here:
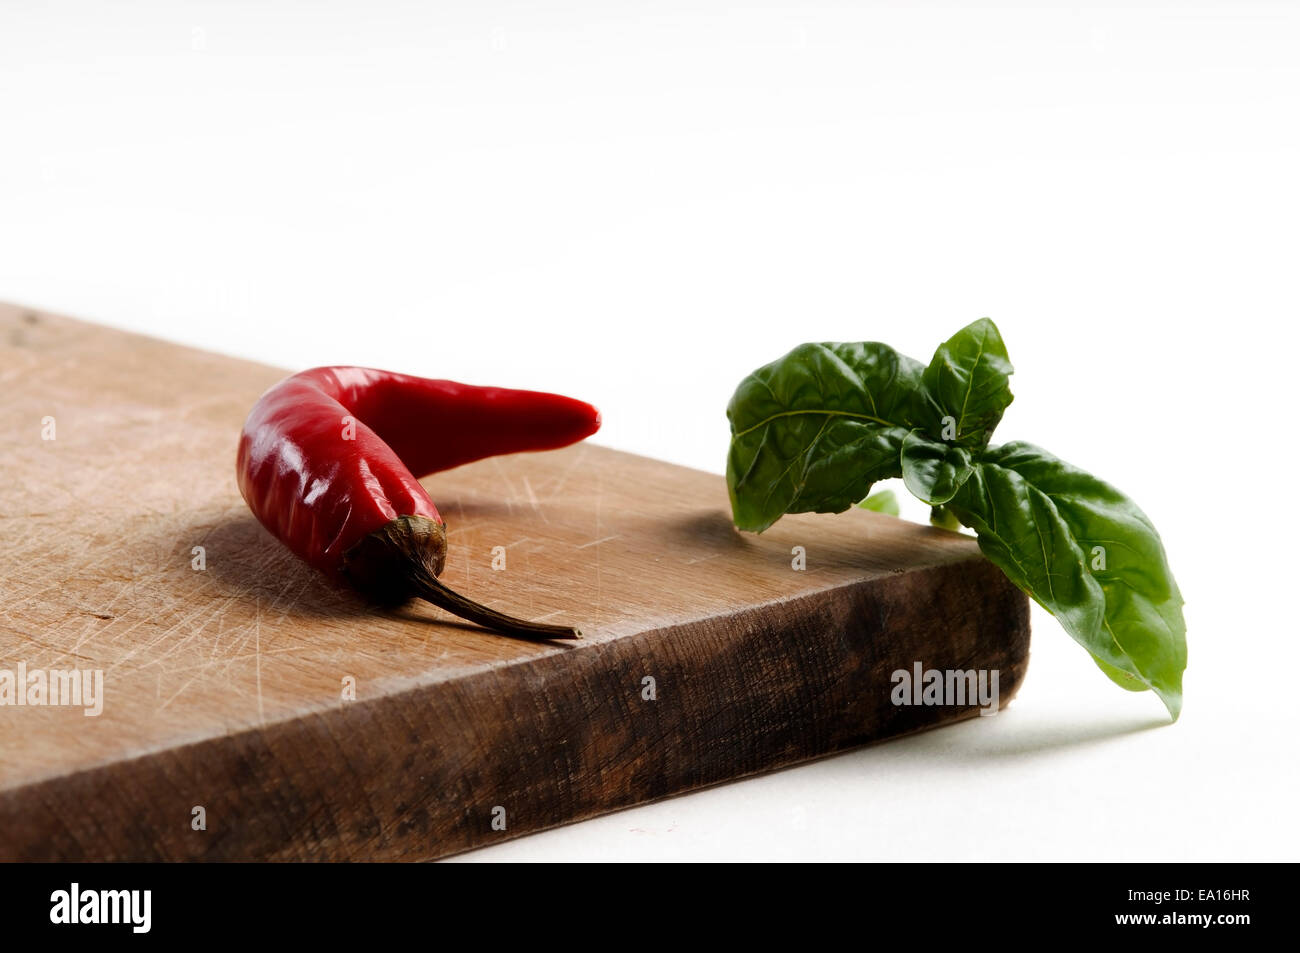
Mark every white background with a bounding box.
[2,1,1296,861]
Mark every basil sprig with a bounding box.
[726,319,1187,720]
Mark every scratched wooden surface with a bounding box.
[0,301,1031,860]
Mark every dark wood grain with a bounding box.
[0,302,1030,860]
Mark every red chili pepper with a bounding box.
[236,366,600,640]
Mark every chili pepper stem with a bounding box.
[408,571,582,641]
[342,515,582,641]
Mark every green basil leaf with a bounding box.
[929,506,963,531]
[948,442,1187,720]
[900,430,975,505]
[857,489,900,516]
[726,342,924,532]
[916,318,1014,448]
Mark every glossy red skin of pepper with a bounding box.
[236,367,600,581]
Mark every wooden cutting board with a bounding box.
[0,302,1030,861]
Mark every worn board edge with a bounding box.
[0,558,1030,861]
